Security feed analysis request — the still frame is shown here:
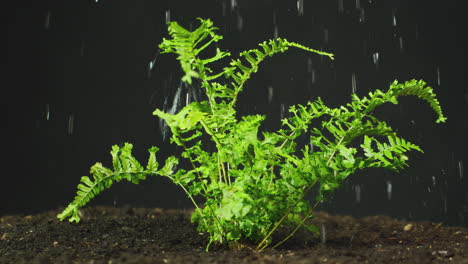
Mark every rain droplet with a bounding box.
[67,114,75,135]
[273,26,279,38]
[458,161,464,179]
[320,223,327,243]
[160,83,183,140]
[231,0,237,11]
[148,61,154,78]
[185,92,190,106]
[436,67,441,86]
[443,197,447,213]
[268,86,274,103]
[337,0,344,13]
[80,40,85,57]
[354,185,361,203]
[45,104,50,120]
[280,103,286,119]
[311,70,317,84]
[392,9,397,27]
[386,181,392,200]
[237,15,243,31]
[351,73,357,94]
[432,176,436,186]
[44,11,51,30]
[221,1,226,16]
[297,0,304,16]
[372,52,379,68]
[355,0,361,9]
[358,8,365,23]
[323,28,329,44]
[165,10,171,23]
[398,36,404,52]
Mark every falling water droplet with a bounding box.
[337,0,344,13]
[268,86,274,103]
[44,11,51,30]
[231,0,237,11]
[160,84,183,140]
[392,9,397,27]
[297,0,304,16]
[358,8,365,23]
[415,24,420,40]
[458,161,464,179]
[351,73,357,94]
[273,26,279,38]
[185,92,190,106]
[148,61,154,78]
[355,185,361,203]
[355,0,361,9]
[80,40,85,57]
[372,52,379,68]
[280,103,286,119]
[320,223,327,243]
[398,36,404,52]
[311,70,317,84]
[221,1,226,16]
[432,176,436,187]
[436,67,441,86]
[323,28,329,44]
[237,15,243,31]
[443,197,447,213]
[67,114,75,135]
[165,10,171,23]
[45,104,50,120]
[386,181,392,200]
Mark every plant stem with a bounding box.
[270,199,322,250]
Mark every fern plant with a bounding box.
[58,18,446,251]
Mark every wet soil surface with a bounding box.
[1,206,467,264]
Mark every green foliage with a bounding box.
[58,18,446,251]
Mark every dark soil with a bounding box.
[1,206,467,264]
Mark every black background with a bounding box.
[4,0,467,226]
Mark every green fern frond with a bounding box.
[57,143,176,222]
[159,18,230,85]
